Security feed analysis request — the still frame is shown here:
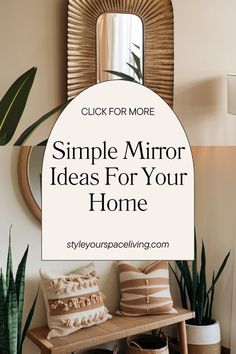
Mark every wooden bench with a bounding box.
[28,307,194,354]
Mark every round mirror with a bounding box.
[18,146,45,222]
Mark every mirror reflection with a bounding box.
[28,146,45,208]
[97,13,143,84]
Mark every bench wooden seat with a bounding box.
[28,307,194,354]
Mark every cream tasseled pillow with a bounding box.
[117,261,177,316]
[40,263,112,339]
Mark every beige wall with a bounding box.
[173,0,236,145]
[1,0,236,351]
[1,0,236,145]
[192,147,236,347]
[0,0,68,145]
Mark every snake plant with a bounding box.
[171,231,230,325]
[0,228,38,354]
[0,67,69,146]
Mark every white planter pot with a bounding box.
[186,321,221,354]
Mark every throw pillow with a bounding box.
[117,261,176,316]
[40,264,112,339]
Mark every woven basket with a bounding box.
[85,345,119,354]
[126,333,169,354]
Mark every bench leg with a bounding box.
[178,321,188,354]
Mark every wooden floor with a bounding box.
[28,308,194,354]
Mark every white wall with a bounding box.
[173,0,236,145]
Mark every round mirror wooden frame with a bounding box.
[68,0,174,107]
[18,147,41,222]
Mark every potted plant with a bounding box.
[0,228,38,354]
[171,233,230,354]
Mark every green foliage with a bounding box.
[0,228,38,354]
[0,67,69,146]
[0,68,36,145]
[105,43,143,83]
[14,100,71,146]
[171,230,230,325]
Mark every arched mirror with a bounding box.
[96,13,144,83]
[18,146,44,222]
[18,0,174,221]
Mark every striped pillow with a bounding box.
[40,264,111,339]
[117,261,176,316]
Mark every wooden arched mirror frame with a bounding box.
[18,146,42,222]
[68,0,174,106]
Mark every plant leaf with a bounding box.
[207,251,230,295]
[37,139,48,146]
[131,52,143,80]
[0,67,37,145]
[192,229,198,312]
[197,241,206,325]
[170,264,187,309]
[14,100,71,146]
[208,272,215,322]
[176,261,193,309]
[204,293,210,321]
[126,62,141,81]
[4,271,18,354]
[104,70,136,82]
[132,43,140,50]
[0,270,6,323]
[19,287,39,353]
[15,246,29,352]
[6,226,13,289]
[0,270,7,351]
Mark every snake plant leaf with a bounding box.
[197,241,206,324]
[192,230,198,312]
[14,100,71,146]
[0,270,7,353]
[104,70,136,82]
[6,226,13,289]
[15,246,29,352]
[0,270,6,337]
[174,230,230,325]
[131,52,143,80]
[0,67,37,145]
[19,287,39,354]
[176,261,193,308]
[0,269,6,298]
[207,251,230,295]
[205,293,210,322]
[170,264,188,309]
[126,63,141,81]
[5,271,18,354]
[208,272,215,322]
[182,261,194,308]
[0,330,7,353]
